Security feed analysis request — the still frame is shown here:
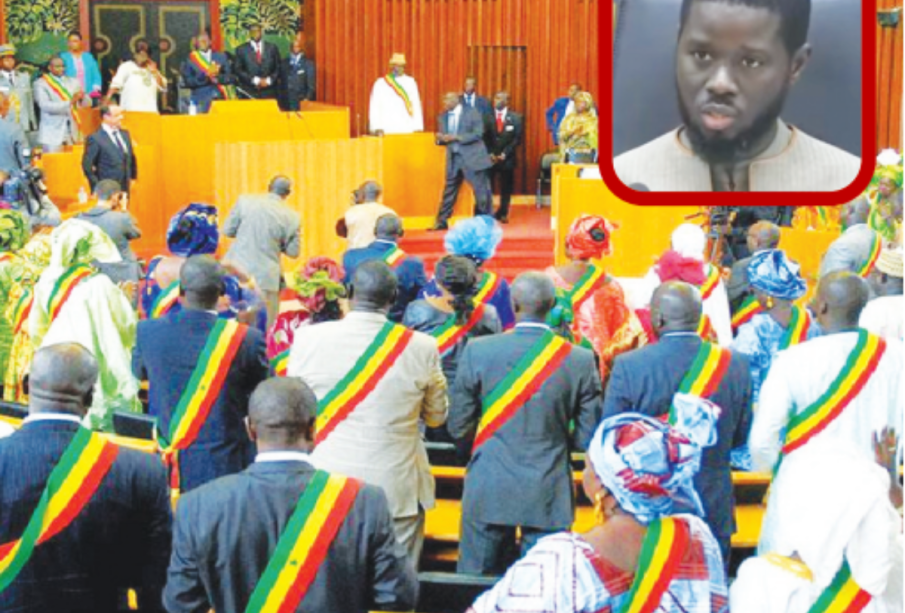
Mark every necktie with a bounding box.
[112,131,127,155]
[496,112,504,133]
[255,44,262,63]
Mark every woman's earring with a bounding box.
[765,297,775,309]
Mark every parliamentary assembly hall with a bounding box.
[0,0,901,611]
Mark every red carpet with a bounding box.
[400,208,555,280]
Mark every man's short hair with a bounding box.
[99,103,117,119]
[269,175,292,197]
[94,179,122,201]
[679,0,811,54]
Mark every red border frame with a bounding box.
[598,0,878,206]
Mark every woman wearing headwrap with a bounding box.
[0,210,30,383]
[141,203,266,331]
[267,256,346,375]
[29,219,142,431]
[558,92,598,162]
[546,214,646,382]
[431,215,515,329]
[866,150,903,245]
[731,440,900,613]
[468,413,728,613]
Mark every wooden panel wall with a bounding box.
[314,0,600,194]
[877,0,903,151]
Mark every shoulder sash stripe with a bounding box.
[10,289,32,335]
[696,314,716,342]
[150,281,180,319]
[473,271,500,306]
[731,295,763,332]
[432,303,486,356]
[271,348,290,377]
[679,342,732,398]
[807,561,872,613]
[568,264,607,313]
[857,232,882,278]
[47,265,94,322]
[384,74,414,116]
[618,516,690,613]
[700,264,721,300]
[189,51,233,101]
[778,305,811,351]
[382,245,406,269]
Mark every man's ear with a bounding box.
[245,416,257,443]
[788,44,812,87]
[306,419,317,446]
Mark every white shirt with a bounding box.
[368,74,424,135]
[255,450,314,465]
[445,105,462,134]
[110,60,166,113]
[23,412,83,425]
[860,295,904,342]
[102,123,129,153]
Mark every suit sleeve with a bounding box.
[306,61,316,101]
[232,49,252,89]
[267,46,282,81]
[283,216,301,258]
[365,486,419,611]
[502,116,523,160]
[241,329,270,402]
[448,343,481,441]
[545,102,558,132]
[82,135,100,188]
[136,457,173,613]
[748,354,793,472]
[601,355,632,420]
[572,351,603,451]
[124,213,142,240]
[420,342,448,428]
[163,496,211,613]
[181,62,208,90]
[222,200,242,238]
[731,356,754,449]
[218,55,234,85]
[34,81,72,115]
[132,326,147,380]
[726,260,749,305]
[129,134,138,180]
[457,111,485,145]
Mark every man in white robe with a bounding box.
[368,53,424,135]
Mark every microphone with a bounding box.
[627,183,650,192]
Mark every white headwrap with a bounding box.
[671,223,707,261]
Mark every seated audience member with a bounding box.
[287,261,447,565]
[30,219,142,431]
[726,221,781,311]
[134,255,268,494]
[0,168,62,231]
[731,440,901,613]
[33,55,83,153]
[163,377,418,613]
[343,214,427,323]
[267,256,345,375]
[819,198,882,278]
[77,179,142,286]
[860,246,903,341]
[558,92,597,162]
[0,209,29,380]
[546,214,647,382]
[338,180,395,249]
[449,272,602,575]
[0,343,171,612]
[434,215,515,328]
[142,203,265,330]
[468,413,728,612]
[749,271,903,473]
[603,281,752,563]
[545,83,582,146]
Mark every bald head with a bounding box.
[268,175,292,199]
[841,197,871,229]
[815,271,869,332]
[650,281,702,336]
[375,214,403,241]
[247,378,318,450]
[180,255,225,309]
[29,343,98,416]
[511,272,556,321]
[747,221,780,253]
[350,260,398,311]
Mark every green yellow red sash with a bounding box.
[315,322,413,445]
[696,314,716,342]
[473,271,500,306]
[857,232,882,278]
[782,330,886,457]
[0,253,12,264]
[244,470,360,613]
[47,265,94,323]
[617,516,690,613]
[807,561,872,613]
[271,348,290,377]
[675,341,731,405]
[384,74,414,116]
[700,264,721,300]
[150,281,180,319]
[156,319,248,493]
[10,289,32,335]
[778,305,811,351]
[41,74,82,129]
[474,331,572,450]
[567,264,607,313]
[0,427,118,592]
[382,245,406,269]
[188,51,235,101]
[432,303,486,355]
[731,295,763,333]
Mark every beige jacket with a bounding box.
[345,202,396,250]
[287,311,448,517]
[614,120,861,192]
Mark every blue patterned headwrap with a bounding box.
[166,203,219,257]
[747,249,807,301]
[444,215,503,264]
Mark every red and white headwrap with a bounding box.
[566,214,619,260]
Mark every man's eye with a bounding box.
[692,51,712,61]
[742,58,763,68]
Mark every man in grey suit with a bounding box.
[34,56,83,153]
[449,272,603,575]
[164,377,418,613]
[819,197,880,279]
[0,92,27,174]
[431,92,493,231]
[222,175,301,326]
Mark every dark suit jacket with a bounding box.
[81,128,137,193]
[277,54,316,111]
[0,419,171,613]
[484,109,523,169]
[181,50,233,110]
[726,255,754,312]
[437,107,493,173]
[449,326,603,528]
[459,93,492,118]
[133,309,269,493]
[602,334,753,542]
[163,461,418,613]
[343,240,428,323]
[0,118,27,173]
[232,41,281,99]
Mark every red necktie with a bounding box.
[255,44,262,64]
[496,113,504,133]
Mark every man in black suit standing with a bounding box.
[449,272,602,575]
[232,24,280,100]
[602,281,753,565]
[0,343,171,612]
[81,103,137,194]
[277,34,315,111]
[163,377,418,613]
[460,76,492,119]
[485,91,523,224]
[432,91,493,231]
[133,255,269,494]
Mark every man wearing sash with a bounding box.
[368,53,424,135]
[163,377,417,613]
[449,272,602,575]
[603,281,752,563]
[134,256,268,493]
[33,56,83,153]
[750,271,903,475]
[288,261,447,564]
[181,31,233,114]
[820,198,883,279]
[343,214,427,322]
[0,343,171,612]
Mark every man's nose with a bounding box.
[705,64,739,98]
